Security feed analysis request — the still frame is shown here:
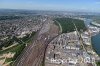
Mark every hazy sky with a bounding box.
[0,0,100,12]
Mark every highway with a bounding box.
[14,21,59,66]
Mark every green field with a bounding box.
[96,62,100,66]
[0,32,36,65]
[55,18,87,33]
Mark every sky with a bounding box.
[0,0,100,12]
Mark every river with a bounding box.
[91,34,100,54]
[84,18,92,27]
[84,18,100,54]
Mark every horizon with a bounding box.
[0,0,100,13]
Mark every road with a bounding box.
[73,22,86,51]
[14,21,59,66]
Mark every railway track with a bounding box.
[13,21,59,66]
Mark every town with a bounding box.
[0,10,100,66]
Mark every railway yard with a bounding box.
[14,20,60,66]
[0,10,100,66]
